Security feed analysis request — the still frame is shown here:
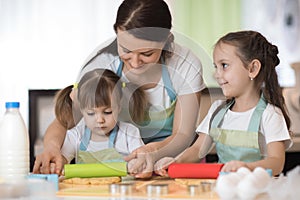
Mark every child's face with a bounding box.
[82,105,119,138]
[213,43,252,98]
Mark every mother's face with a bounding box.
[117,29,165,75]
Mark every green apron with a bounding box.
[77,125,124,163]
[117,59,176,144]
[209,95,267,163]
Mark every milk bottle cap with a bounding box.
[5,102,20,108]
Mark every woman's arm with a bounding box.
[153,91,201,158]
[125,91,201,178]
[221,141,286,176]
[175,133,213,163]
[32,118,67,174]
[154,133,213,176]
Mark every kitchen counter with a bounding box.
[55,176,285,200]
[57,176,219,199]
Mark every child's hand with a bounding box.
[154,157,175,177]
[221,160,249,172]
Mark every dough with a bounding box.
[62,176,121,185]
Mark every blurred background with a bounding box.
[1,0,299,122]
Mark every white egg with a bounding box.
[252,167,271,190]
[215,173,241,200]
[236,167,251,178]
[236,173,260,200]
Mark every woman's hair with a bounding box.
[215,30,291,130]
[55,69,148,129]
[83,0,174,69]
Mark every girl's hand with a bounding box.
[221,160,249,173]
[154,157,175,177]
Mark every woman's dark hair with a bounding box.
[83,0,174,69]
[215,30,291,130]
[113,0,171,41]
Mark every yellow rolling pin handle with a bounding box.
[64,162,127,179]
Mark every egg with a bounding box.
[215,173,241,200]
[252,167,271,190]
[236,173,260,200]
[236,167,251,178]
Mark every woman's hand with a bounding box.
[221,160,249,173]
[33,147,64,175]
[124,146,154,178]
[154,157,175,177]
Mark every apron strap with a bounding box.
[211,99,235,128]
[79,125,119,151]
[210,94,267,131]
[162,64,176,102]
[108,125,118,148]
[117,58,176,101]
[247,94,267,132]
[79,127,91,151]
[116,58,123,77]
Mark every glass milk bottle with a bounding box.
[0,102,30,181]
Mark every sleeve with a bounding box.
[168,44,206,96]
[196,100,226,135]
[114,122,144,155]
[261,105,292,150]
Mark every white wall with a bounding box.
[241,0,300,87]
[0,0,123,124]
[4,0,298,129]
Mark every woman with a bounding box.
[33,0,206,178]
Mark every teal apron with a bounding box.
[209,95,267,163]
[117,60,176,144]
[77,125,124,163]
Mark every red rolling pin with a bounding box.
[168,163,224,179]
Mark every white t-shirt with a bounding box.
[61,120,144,163]
[78,43,206,111]
[196,100,292,156]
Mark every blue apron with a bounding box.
[117,60,176,144]
[77,125,124,163]
[209,95,267,163]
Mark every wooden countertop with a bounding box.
[57,176,219,199]
[56,175,277,199]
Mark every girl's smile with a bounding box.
[213,42,251,99]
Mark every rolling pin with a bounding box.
[168,163,224,179]
[64,162,127,179]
